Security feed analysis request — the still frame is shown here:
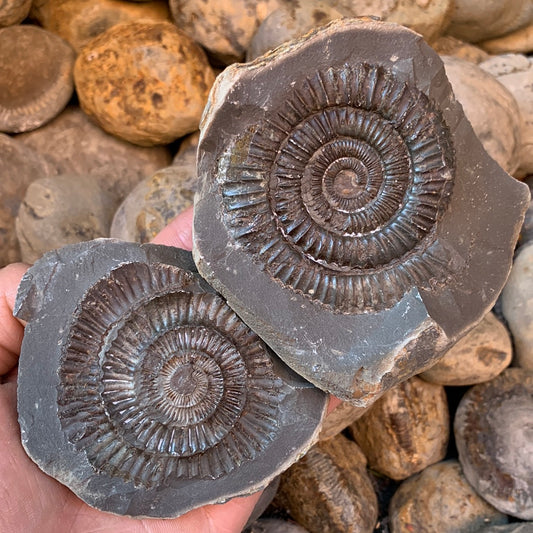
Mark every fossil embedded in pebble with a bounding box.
[15,240,327,517]
[193,18,530,404]
[0,25,75,133]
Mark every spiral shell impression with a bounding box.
[193,18,530,404]
[15,240,327,517]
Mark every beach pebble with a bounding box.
[480,54,533,178]
[389,460,509,533]
[169,0,281,64]
[420,312,512,386]
[245,518,310,533]
[443,56,522,175]
[16,106,171,203]
[0,0,32,26]
[31,0,170,52]
[447,0,533,43]
[318,401,367,441]
[74,21,215,146]
[432,35,490,63]
[275,434,378,533]
[0,25,75,133]
[475,525,533,533]
[502,242,533,370]
[348,377,449,480]
[172,131,199,167]
[15,175,115,263]
[0,134,55,266]
[110,165,196,243]
[455,368,533,520]
[480,23,533,55]
[247,1,344,61]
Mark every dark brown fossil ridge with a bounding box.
[193,18,530,404]
[14,240,327,517]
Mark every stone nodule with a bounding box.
[15,240,327,518]
[193,18,530,405]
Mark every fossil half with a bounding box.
[193,18,530,404]
[15,240,327,517]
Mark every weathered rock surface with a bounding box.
[348,377,449,480]
[110,165,197,243]
[447,0,533,43]
[318,400,367,441]
[275,434,378,533]
[15,239,328,517]
[15,175,115,264]
[443,56,522,175]
[0,134,55,267]
[432,35,490,63]
[172,130,200,167]
[475,525,533,533]
[169,0,281,64]
[455,368,533,520]
[480,54,533,178]
[502,242,533,370]
[420,312,512,386]
[74,21,215,146]
[0,25,75,133]
[389,460,509,533]
[480,23,533,55]
[245,518,310,533]
[193,18,530,404]
[0,0,32,26]
[30,0,170,52]
[16,106,171,203]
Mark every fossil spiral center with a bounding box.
[332,169,364,198]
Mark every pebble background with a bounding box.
[0,1,532,532]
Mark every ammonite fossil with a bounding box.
[15,240,327,517]
[193,18,530,404]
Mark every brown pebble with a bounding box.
[479,23,533,55]
[0,134,55,266]
[169,0,281,64]
[389,460,509,533]
[16,106,171,203]
[172,130,200,167]
[0,0,32,27]
[455,368,533,520]
[245,518,310,532]
[110,165,197,243]
[443,56,522,175]
[348,377,449,480]
[318,401,367,441]
[275,434,378,533]
[420,312,512,386]
[74,21,215,146]
[31,0,170,52]
[432,35,490,63]
[15,175,115,263]
[0,25,75,133]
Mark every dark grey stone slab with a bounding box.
[15,239,327,518]
[193,18,530,404]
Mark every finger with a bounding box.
[0,263,28,376]
[151,207,194,251]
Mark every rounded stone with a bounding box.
[432,36,490,64]
[480,54,533,178]
[0,25,75,133]
[110,165,197,243]
[420,312,512,386]
[502,242,533,370]
[74,21,215,146]
[0,134,55,267]
[172,130,200,167]
[348,376,449,480]
[15,175,115,264]
[447,0,533,43]
[479,23,533,55]
[0,0,32,26]
[169,0,281,64]
[318,400,367,441]
[16,106,171,203]
[245,519,310,533]
[247,1,345,61]
[389,460,509,533]
[454,368,533,519]
[275,434,378,533]
[31,0,170,52]
[443,56,522,175]
[475,525,533,533]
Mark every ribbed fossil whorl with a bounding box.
[220,63,455,313]
[57,261,284,488]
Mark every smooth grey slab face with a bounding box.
[193,18,530,404]
[15,239,327,518]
